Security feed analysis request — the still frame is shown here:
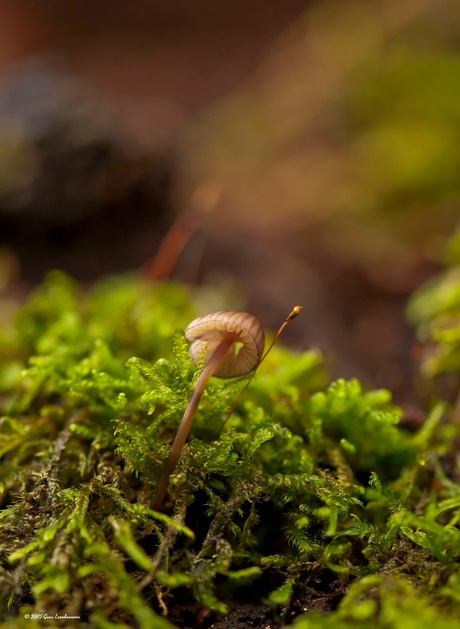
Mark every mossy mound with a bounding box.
[1,242,460,628]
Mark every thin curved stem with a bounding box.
[217,305,303,434]
[141,179,221,280]
[151,336,234,511]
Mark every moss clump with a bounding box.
[1,254,460,627]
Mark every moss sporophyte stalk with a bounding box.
[1,237,460,628]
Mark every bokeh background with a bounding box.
[0,0,459,404]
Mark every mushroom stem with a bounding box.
[151,336,234,510]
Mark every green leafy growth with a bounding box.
[408,225,460,381]
[308,378,413,475]
[0,270,460,626]
[287,575,458,628]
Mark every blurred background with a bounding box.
[0,0,459,403]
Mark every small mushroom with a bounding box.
[151,311,265,510]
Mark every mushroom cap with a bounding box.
[185,311,265,378]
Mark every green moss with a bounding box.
[0,265,460,627]
[408,229,460,383]
[289,575,458,629]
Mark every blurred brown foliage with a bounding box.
[181,0,460,277]
[0,0,459,400]
[175,0,460,398]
